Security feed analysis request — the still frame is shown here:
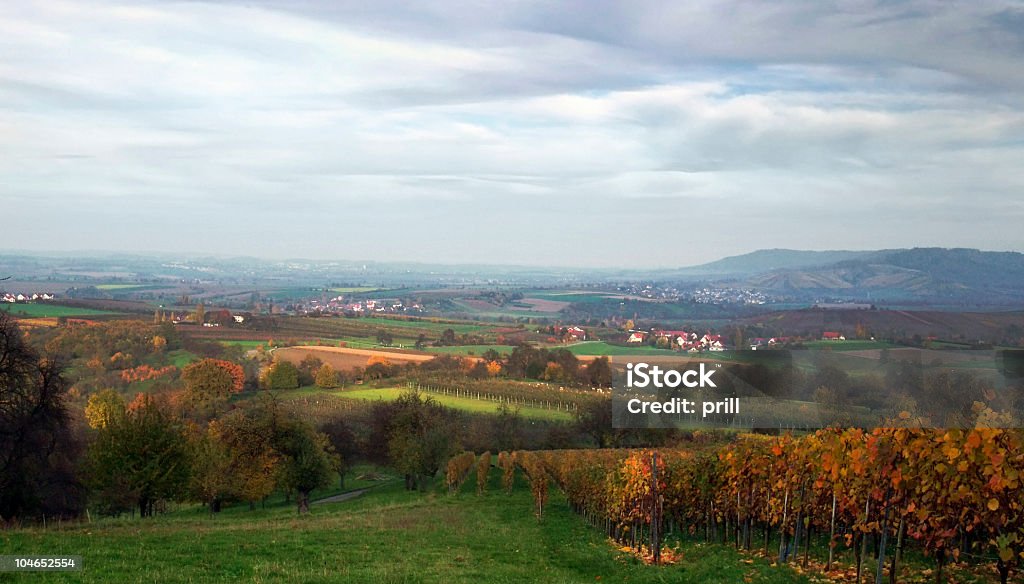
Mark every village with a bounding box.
[1,291,55,303]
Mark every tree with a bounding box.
[216,406,280,509]
[494,403,523,451]
[182,359,236,418]
[152,335,167,353]
[468,360,490,380]
[263,360,299,390]
[386,391,458,491]
[188,420,237,513]
[85,388,126,429]
[194,302,205,325]
[297,354,323,386]
[574,397,620,448]
[438,328,457,347]
[376,329,394,346]
[584,356,613,388]
[364,355,394,380]
[0,313,85,521]
[87,394,191,517]
[274,418,339,513]
[315,363,339,389]
[317,416,357,489]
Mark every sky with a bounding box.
[1,0,1023,268]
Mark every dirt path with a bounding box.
[312,487,374,505]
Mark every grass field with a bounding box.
[334,387,574,421]
[562,341,678,356]
[94,284,145,291]
[0,469,814,583]
[165,349,199,368]
[217,339,269,349]
[363,318,490,335]
[0,303,119,318]
[426,344,517,357]
[800,340,897,351]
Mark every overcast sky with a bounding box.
[2,1,1023,268]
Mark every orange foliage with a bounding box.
[120,364,177,383]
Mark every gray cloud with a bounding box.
[0,0,1022,267]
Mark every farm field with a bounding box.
[329,286,386,294]
[273,345,442,371]
[0,303,120,317]
[361,317,492,335]
[0,469,813,583]
[332,386,575,421]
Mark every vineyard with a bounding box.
[407,381,594,414]
[449,429,1024,583]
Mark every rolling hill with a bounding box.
[673,248,1024,304]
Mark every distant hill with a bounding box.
[674,249,878,276]
[738,307,1024,342]
[668,248,1024,304]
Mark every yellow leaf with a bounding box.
[988,498,1000,511]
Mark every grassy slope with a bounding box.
[0,304,119,318]
[0,474,813,584]
[327,387,575,422]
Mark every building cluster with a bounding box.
[299,297,423,316]
[2,292,55,303]
[748,337,793,350]
[627,329,726,352]
[687,287,769,305]
[613,283,775,305]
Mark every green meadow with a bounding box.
[0,303,119,318]
[333,387,575,422]
[0,470,814,584]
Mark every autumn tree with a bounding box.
[182,358,237,418]
[314,363,339,389]
[152,335,167,353]
[216,407,280,509]
[364,355,394,380]
[188,420,237,513]
[84,388,126,429]
[87,394,191,517]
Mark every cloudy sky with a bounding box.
[2,1,1023,267]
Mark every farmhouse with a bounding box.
[626,331,648,343]
[822,331,846,341]
[700,334,725,351]
[559,326,587,342]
